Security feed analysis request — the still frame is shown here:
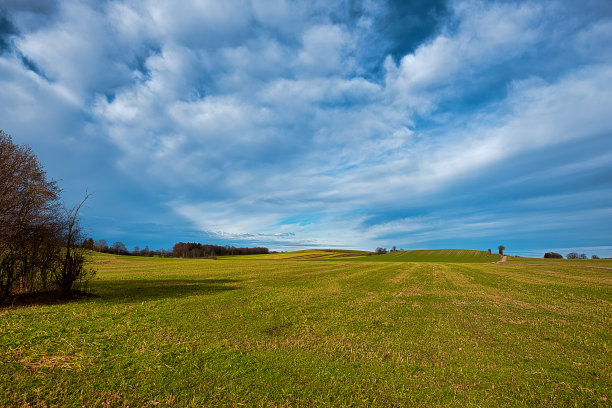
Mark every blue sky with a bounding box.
[1,0,611,257]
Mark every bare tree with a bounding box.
[52,195,95,294]
[1,130,61,302]
[94,239,107,252]
[111,241,128,255]
[0,130,94,303]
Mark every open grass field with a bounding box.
[1,251,610,407]
[218,249,500,262]
[349,249,503,263]
[217,249,373,260]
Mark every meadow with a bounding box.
[1,250,610,407]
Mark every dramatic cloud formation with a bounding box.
[1,0,611,255]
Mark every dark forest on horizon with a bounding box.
[85,239,269,259]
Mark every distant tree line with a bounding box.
[172,242,269,258]
[566,252,589,260]
[82,238,173,257]
[545,252,601,259]
[83,239,270,259]
[0,131,94,304]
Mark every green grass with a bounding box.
[218,249,373,260]
[221,249,500,262]
[350,249,503,263]
[1,252,610,407]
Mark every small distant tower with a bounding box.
[498,245,505,255]
[487,248,492,256]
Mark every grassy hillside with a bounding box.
[222,249,501,262]
[352,249,502,263]
[219,249,372,260]
[1,253,610,406]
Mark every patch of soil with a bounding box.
[264,322,293,336]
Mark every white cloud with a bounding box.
[15,1,129,98]
[146,0,252,48]
[298,24,354,76]
[384,1,546,112]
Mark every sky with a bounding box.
[1,0,611,257]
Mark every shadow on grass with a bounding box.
[1,290,98,309]
[90,278,240,303]
[1,279,240,308]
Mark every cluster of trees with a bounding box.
[375,246,506,256]
[544,252,601,259]
[566,252,599,260]
[172,242,269,258]
[83,239,172,257]
[566,252,587,259]
[375,246,404,254]
[0,131,93,304]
